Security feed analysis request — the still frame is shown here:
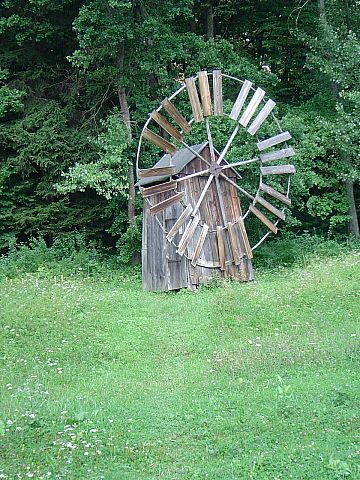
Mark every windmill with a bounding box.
[136,70,295,291]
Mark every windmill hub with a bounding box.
[209,162,222,177]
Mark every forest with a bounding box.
[0,0,359,263]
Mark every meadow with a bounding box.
[0,247,359,479]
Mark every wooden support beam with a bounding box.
[213,70,223,116]
[138,165,176,178]
[141,180,177,197]
[228,222,241,265]
[248,99,276,135]
[238,218,253,259]
[260,147,295,163]
[185,77,203,123]
[166,204,193,242]
[260,164,296,176]
[230,80,252,120]
[143,128,177,155]
[255,195,285,220]
[191,224,209,266]
[239,87,265,127]
[177,215,200,256]
[161,98,191,133]
[260,182,291,206]
[216,226,226,271]
[149,192,184,215]
[249,205,278,234]
[150,111,183,142]
[257,131,292,151]
[198,71,212,117]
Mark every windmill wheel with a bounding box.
[136,70,296,270]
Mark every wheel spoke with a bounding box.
[176,168,210,183]
[193,174,214,216]
[220,157,259,169]
[205,117,216,163]
[216,123,241,165]
[219,173,255,201]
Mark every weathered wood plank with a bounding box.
[177,215,200,256]
[213,70,223,116]
[142,180,177,197]
[255,194,285,220]
[228,222,241,265]
[139,165,176,178]
[185,77,203,123]
[239,87,266,127]
[216,226,226,270]
[257,131,292,151]
[260,182,291,206]
[260,147,295,162]
[198,71,212,117]
[260,164,296,176]
[166,204,193,242]
[150,111,183,142]
[161,98,191,133]
[248,99,276,135]
[191,224,209,266]
[230,80,252,121]
[143,128,177,155]
[249,205,278,234]
[149,192,184,215]
[238,217,253,259]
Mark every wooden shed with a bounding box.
[140,143,253,291]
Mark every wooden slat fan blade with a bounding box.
[260,165,296,176]
[249,205,278,234]
[191,224,209,267]
[143,128,177,155]
[141,180,177,197]
[228,222,242,265]
[185,77,203,123]
[213,70,223,116]
[238,218,253,259]
[260,182,291,206]
[177,215,200,256]
[255,195,285,220]
[139,165,176,178]
[161,98,191,133]
[239,87,265,127]
[230,80,252,120]
[260,147,295,163]
[166,204,193,242]
[150,111,183,142]
[257,131,292,151]
[248,99,276,135]
[149,192,184,215]
[198,71,212,117]
[216,226,226,270]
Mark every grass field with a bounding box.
[0,252,359,479]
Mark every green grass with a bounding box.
[0,252,359,479]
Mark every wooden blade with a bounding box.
[239,87,266,127]
[191,224,209,267]
[185,77,203,123]
[139,165,176,178]
[216,226,226,270]
[230,80,252,121]
[161,98,191,133]
[150,111,183,142]
[255,195,285,220]
[177,215,200,256]
[260,147,295,163]
[213,70,223,116]
[198,71,212,117]
[257,131,292,151]
[260,164,296,176]
[142,180,177,197]
[248,99,276,135]
[238,218,253,259]
[166,204,193,242]
[260,182,291,206]
[228,222,242,265]
[249,205,278,234]
[143,128,177,155]
[149,192,184,215]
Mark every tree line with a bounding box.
[0,0,359,261]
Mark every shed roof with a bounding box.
[137,142,240,186]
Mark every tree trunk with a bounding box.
[346,179,360,238]
[206,1,214,40]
